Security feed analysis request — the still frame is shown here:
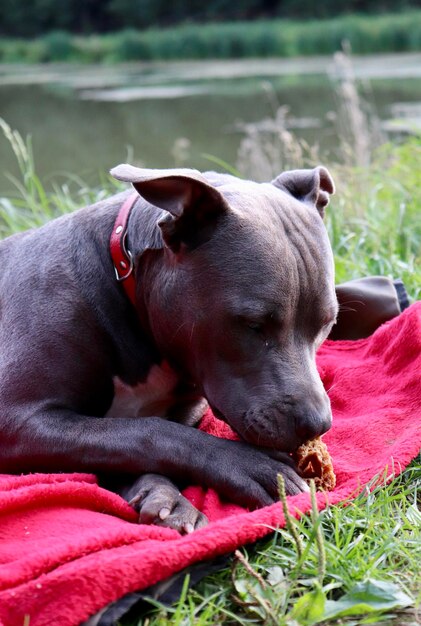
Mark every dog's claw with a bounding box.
[124,474,209,533]
[128,494,142,506]
[159,507,171,520]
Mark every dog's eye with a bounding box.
[247,321,264,334]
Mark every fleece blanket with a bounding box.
[1,302,420,626]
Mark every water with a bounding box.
[0,53,421,194]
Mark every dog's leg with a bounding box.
[2,409,307,510]
[120,398,210,534]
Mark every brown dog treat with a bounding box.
[292,437,336,491]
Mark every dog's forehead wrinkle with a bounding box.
[222,184,282,223]
[184,203,304,314]
[264,204,336,329]
[210,245,294,305]
[279,205,332,276]
[221,183,324,254]
[198,210,286,269]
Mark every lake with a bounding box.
[1,53,421,194]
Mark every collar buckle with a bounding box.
[110,192,139,306]
[114,241,134,282]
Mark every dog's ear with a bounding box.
[110,164,228,252]
[271,166,335,218]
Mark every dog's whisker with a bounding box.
[325,382,337,394]
[338,299,367,313]
[171,320,190,340]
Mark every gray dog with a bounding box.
[0,165,337,533]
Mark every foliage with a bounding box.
[0,0,420,37]
[0,119,114,236]
[0,0,111,38]
[2,11,421,62]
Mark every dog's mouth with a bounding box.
[209,401,301,454]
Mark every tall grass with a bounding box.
[0,118,116,237]
[1,11,421,62]
[234,51,421,300]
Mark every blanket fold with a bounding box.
[1,302,420,626]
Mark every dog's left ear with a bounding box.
[110,164,228,252]
[271,166,335,218]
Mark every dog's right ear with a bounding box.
[110,164,228,252]
[271,166,335,219]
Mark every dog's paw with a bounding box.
[125,473,208,534]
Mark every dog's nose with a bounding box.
[294,405,332,442]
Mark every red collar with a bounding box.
[110,192,139,307]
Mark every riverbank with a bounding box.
[2,52,421,197]
[1,11,421,63]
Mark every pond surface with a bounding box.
[0,53,421,194]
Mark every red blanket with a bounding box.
[1,303,420,626]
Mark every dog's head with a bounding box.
[111,164,338,452]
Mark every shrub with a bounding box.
[41,31,75,62]
[2,11,421,62]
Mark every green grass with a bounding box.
[2,11,421,63]
[131,464,420,626]
[0,118,115,237]
[327,138,421,301]
[0,120,420,625]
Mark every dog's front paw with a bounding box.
[200,440,309,510]
[125,473,208,534]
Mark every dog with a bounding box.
[0,164,337,533]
